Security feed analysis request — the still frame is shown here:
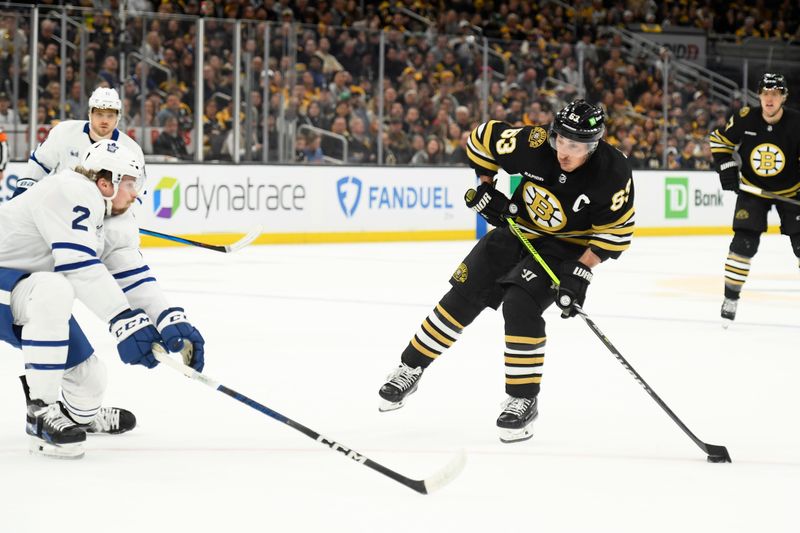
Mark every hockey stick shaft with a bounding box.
[739,183,800,207]
[506,217,731,462]
[139,226,261,253]
[152,346,465,493]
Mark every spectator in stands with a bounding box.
[347,116,375,164]
[98,56,119,88]
[0,92,17,126]
[387,117,412,164]
[411,135,444,165]
[321,116,348,161]
[302,131,325,163]
[156,90,193,132]
[153,115,189,160]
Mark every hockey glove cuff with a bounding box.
[12,178,36,198]
[157,307,206,372]
[110,309,161,368]
[465,182,518,227]
[555,261,593,319]
[718,161,740,192]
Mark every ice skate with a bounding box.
[496,396,538,443]
[85,407,137,435]
[378,363,424,412]
[721,297,738,328]
[26,401,86,459]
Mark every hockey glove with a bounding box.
[110,309,161,368]
[465,182,518,227]
[11,178,36,198]
[717,161,740,192]
[157,307,205,372]
[555,260,593,319]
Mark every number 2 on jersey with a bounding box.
[72,206,90,231]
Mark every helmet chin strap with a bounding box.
[102,182,120,216]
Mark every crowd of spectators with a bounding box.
[1,0,799,168]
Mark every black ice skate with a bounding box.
[721,297,738,328]
[85,407,137,435]
[21,377,85,459]
[496,396,538,443]
[378,363,424,412]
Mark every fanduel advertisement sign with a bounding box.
[335,175,455,218]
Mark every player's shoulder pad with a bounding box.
[49,170,105,212]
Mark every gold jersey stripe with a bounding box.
[504,356,545,365]
[592,206,636,230]
[709,130,735,147]
[435,304,465,330]
[587,239,630,252]
[421,320,455,347]
[466,148,500,171]
[505,335,546,345]
[506,376,542,385]
[411,337,439,359]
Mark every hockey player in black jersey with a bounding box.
[709,73,800,325]
[378,100,634,442]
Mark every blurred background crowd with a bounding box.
[1,0,799,169]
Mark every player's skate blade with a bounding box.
[496,396,538,443]
[378,364,423,412]
[498,424,534,443]
[720,298,737,329]
[29,437,84,459]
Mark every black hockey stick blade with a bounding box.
[705,444,732,463]
[152,345,466,493]
[139,225,262,253]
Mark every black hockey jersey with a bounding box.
[467,120,635,260]
[709,106,800,195]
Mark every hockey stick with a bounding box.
[505,215,732,463]
[739,183,800,207]
[152,344,466,494]
[139,225,262,253]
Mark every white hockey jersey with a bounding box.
[24,120,145,183]
[0,170,169,324]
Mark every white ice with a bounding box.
[1,234,799,532]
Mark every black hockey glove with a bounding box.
[555,260,593,319]
[717,161,740,192]
[464,182,518,227]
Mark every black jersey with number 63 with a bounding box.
[709,106,800,195]
[467,120,635,260]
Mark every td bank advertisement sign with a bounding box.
[633,171,739,229]
[136,164,475,236]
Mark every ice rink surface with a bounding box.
[1,233,799,532]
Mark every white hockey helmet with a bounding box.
[81,140,145,212]
[88,87,122,127]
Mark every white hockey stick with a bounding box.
[152,345,466,494]
[739,184,800,207]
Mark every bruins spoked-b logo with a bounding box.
[521,182,566,231]
[528,127,547,148]
[452,263,468,283]
[750,143,785,177]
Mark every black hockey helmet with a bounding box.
[548,99,605,153]
[758,73,788,95]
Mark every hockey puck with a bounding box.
[707,455,730,463]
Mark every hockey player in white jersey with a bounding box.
[0,139,205,459]
[14,87,144,197]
